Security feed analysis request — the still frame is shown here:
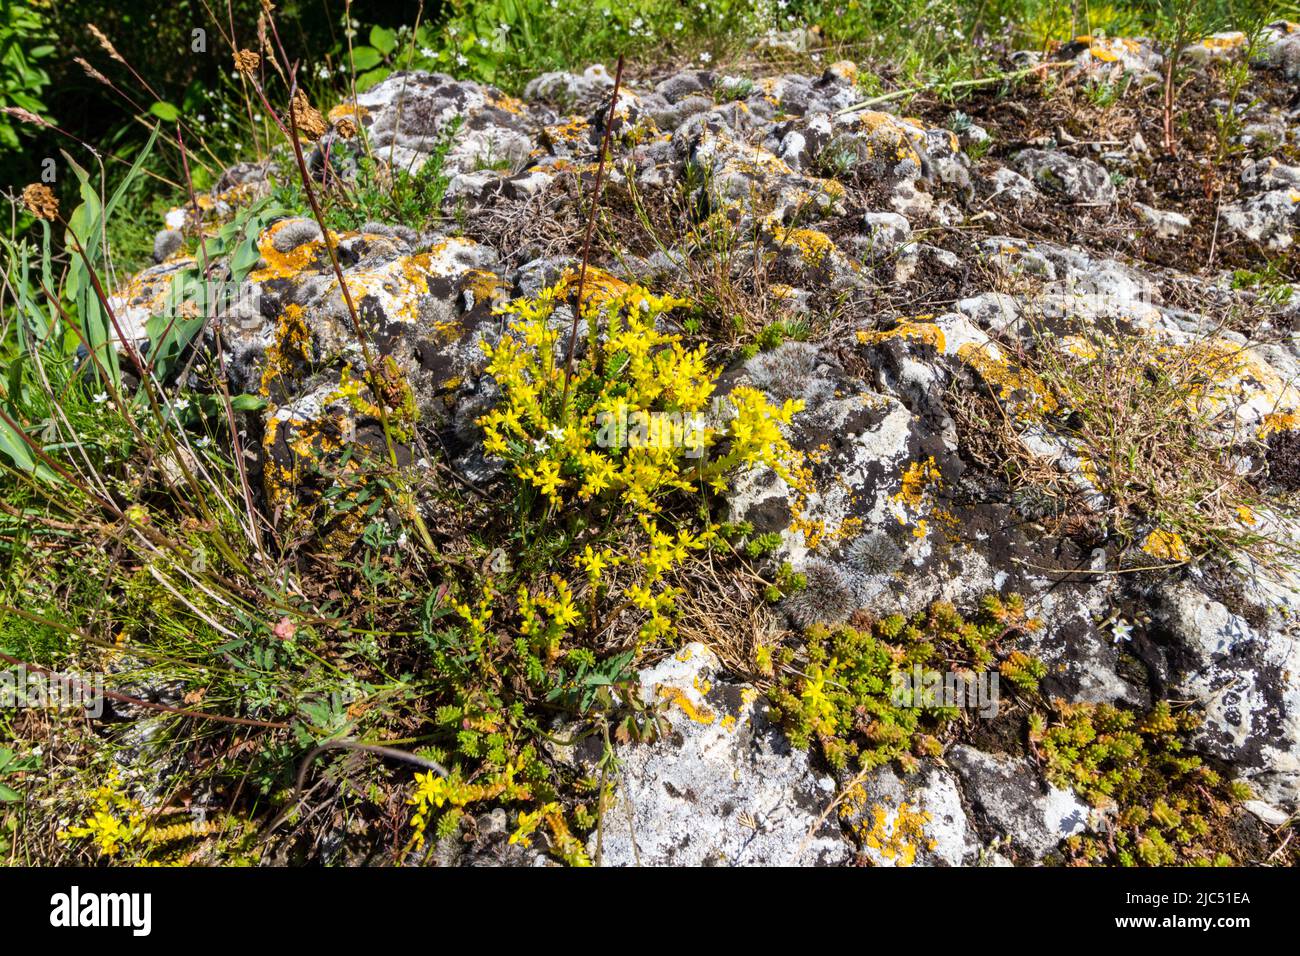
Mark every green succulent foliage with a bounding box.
[1037,700,1251,866]
[769,594,1041,773]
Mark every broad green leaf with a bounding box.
[349,46,382,70]
[357,67,391,91]
[369,26,397,55]
[149,101,180,122]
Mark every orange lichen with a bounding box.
[1142,529,1189,563]
[248,221,329,282]
[853,111,924,165]
[554,266,633,310]
[839,787,935,866]
[328,102,371,123]
[857,319,946,352]
[771,226,836,267]
[259,304,312,397]
[956,341,1058,416]
[1260,412,1299,438]
[657,688,716,725]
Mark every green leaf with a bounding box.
[0,784,19,803]
[349,46,382,70]
[357,67,391,91]
[229,393,267,412]
[369,25,398,55]
[149,101,180,122]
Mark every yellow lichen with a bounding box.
[1142,528,1190,563]
[857,319,946,352]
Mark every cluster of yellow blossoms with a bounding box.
[475,275,805,646]
[57,768,147,858]
[418,276,807,863]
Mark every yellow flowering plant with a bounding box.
[476,273,805,653]
[408,274,806,862]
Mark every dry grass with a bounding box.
[957,312,1298,568]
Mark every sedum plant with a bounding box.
[476,273,805,648]
[409,275,806,857]
[1036,700,1253,866]
[770,595,1043,774]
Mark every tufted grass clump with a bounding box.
[769,594,1043,774]
[1034,699,1253,866]
[960,315,1299,570]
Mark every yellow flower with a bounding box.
[577,544,608,583]
[510,807,545,847]
[521,458,564,501]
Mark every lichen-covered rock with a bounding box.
[843,763,979,866]
[354,72,539,178]
[947,745,1091,861]
[1221,188,1300,249]
[1014,148,1116,205]
[1133,201,1191,238]
[1153,583,1300,806]
[584,644,851,866]
[110,42,1300,862]
[1058,35,1164,78]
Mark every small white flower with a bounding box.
[448,25,458,37]
[699,51,712,63]
[173,397,190,411]
[92,391,109,404]
[674,21,684,30]
[497,22,511,35]
[532,437,550,452]
[195,436,212,449]
[546,425,565,443]
[420,47,435,58]
[1111,619,1134,643]
[456,53,469,67]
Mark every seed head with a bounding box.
[22,183,58,221]
[233,49,261,76]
